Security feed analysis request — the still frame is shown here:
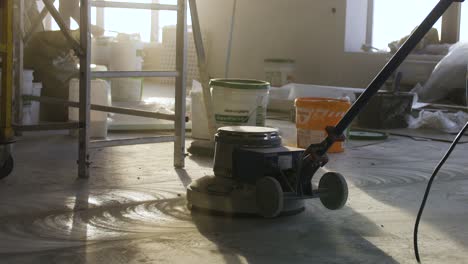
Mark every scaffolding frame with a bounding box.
[1,0,15,144]
[8,0,189,178]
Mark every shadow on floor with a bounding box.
[191,202,398,264]
[327,138,468,258]
[175,169,193,188]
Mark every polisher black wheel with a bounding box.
[319,172,348,210]
[256,176,283,218]
[0,155,14,179]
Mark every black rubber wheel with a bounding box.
[256,176,284,218]
[0,155,14,179]
[319,172,348,210]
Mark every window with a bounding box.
[100,0,191,43]
[459,4,468,41]
[372,0,442,51]
[98,0,152,42]
[346,0,462,53]
[43,0,191,43]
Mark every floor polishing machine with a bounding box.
[187,0,463,217]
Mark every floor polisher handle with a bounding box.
[299,0,464,195]
[317,0,461,157]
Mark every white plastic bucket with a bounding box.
[210,79,270,128]
[264,59,295,87]
[22,69,34,125]
[0,69,35,124]
[91,36,113,66]
[22,105,32,125]
[110,34,143,71]
[69,79,111,138]
[31,82,42,124]
[109,34,144,102]
[111,78,143,102]
[23,69,34,96]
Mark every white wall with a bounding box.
[196,0,390,88]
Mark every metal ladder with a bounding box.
[4,0,200,179]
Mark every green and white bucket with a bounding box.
[210,79,270,128]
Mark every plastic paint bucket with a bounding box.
[111,78,143,102]
[109,34,144,102]
[295,97,351,153]
[91,36,114,66]
[31,82,42,124]
[264,59,295,87]
[69,79,111,138]
[23,69,34,95]
[210,79,270,128]
[21,69,34,125]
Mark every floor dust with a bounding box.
[0,132,468,263]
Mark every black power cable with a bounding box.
[414,120,468,263]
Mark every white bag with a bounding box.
[416,42,468,102]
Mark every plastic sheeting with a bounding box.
[408,110,468,133]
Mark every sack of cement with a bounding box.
[24,30,80,122]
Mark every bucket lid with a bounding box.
[218,126,278,134]
[264,58,295,64]
[210,79,270,90]
[216,126,281,147]
[295,97,350,108]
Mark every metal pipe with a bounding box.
[78,0,91,178]
[174,0,187,168]
[14,122,81,131]
[365,0,374,46]
[91,136,176,149]
[23,95,188,122]
[91,70,179,79]
[188,0,217,139]
[225,0,237,78]
[91,1,178,11]
[92,104,186,122]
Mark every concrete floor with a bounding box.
[1,131,468,263]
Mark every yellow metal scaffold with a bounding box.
[0,0,15,178]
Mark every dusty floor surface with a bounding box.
[1,132,468,263]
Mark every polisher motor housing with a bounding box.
[187,126,348,217]
[233,146,304,187]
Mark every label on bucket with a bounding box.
[215,114,250,124]
[212,85,269,128]
[295,101,349,153]
[296,108,346,126]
